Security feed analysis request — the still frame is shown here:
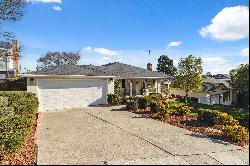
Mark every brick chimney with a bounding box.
[147,63,152,71]
[12,40,20,75]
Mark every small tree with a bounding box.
[176,55,203,102]
[37,51,80,70]
[230,64,249,107]
[156,55,177,76]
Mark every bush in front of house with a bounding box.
[176,105,191,116]
[0,91,39,158]
[214,112,239,126]
[147,93,163,102]
[221,125,248,142]
[197,109,218,125]
[0,91,39,116]
[147,93,163,113]
[149,101,158,113]
[107,94,120,106]
[125,97,138,110]
[156,102,173,117]
[137,97,148,109]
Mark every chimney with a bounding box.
[147,63,152,71]
[12,40,20,75]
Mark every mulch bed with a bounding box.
[131,108,249,147]
[0,116,38,165]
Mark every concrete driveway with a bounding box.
[37,106,249,165]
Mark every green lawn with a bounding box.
[187,103,249,128]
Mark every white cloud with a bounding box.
[53,6,62,11]
[203,57,225,65]
[239,47,249,57]
[26,0,62,3]
[93,48,119,56]
[168,41,182,47]
[200,6,249,41]
[102,57,111,61]
[82,47,119,56]
[82,47,92,51]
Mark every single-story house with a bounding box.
[169,75,234,105]
[21,62,169,112]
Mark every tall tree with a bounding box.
[0,0,25,60]
[156,55,177,76]
[176,55,203,102]
[0,0,25,41]
[37,51,81,71]
[230,64,249,107]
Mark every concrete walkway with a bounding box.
[37,106,249,165]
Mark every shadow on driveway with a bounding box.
[185,133,229,145]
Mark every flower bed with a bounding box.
[126,94,249,147]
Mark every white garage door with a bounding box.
[38,79,107,112]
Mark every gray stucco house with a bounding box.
[21,62,169,112]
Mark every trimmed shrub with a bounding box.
[0,115,34,153]
[165,100,179,110]
[149,101,158,113]
[0,107,14,116]
[157,102,172,117]
[107,94,120,106]
[197,109,218,124]
[0,91,39,116]
[125,98,138,110]
[221,125,248,142]
[0,91,39,158]
[147,93,162,102]
[138,97,148,109]
[176,105,191,116]
[0,96,8,107]
[214,112,239,126]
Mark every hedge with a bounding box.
[0,91,39,159]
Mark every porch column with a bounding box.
[154,80,158,93]
[129,80,133,97]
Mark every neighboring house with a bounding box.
[21,62,169,112]
[169,74,234,105]
[0,40,20,80]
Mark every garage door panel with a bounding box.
[38,79,107,112]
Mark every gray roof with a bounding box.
[27,65,112,76]
[27,62,169,78]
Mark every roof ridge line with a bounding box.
[80,65,116,76]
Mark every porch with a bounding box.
[117,78,162,97]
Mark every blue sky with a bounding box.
[2,0,249,74]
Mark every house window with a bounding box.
[223,91,230,102]
[122,79,125,88]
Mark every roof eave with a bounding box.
[117,76,171,79]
